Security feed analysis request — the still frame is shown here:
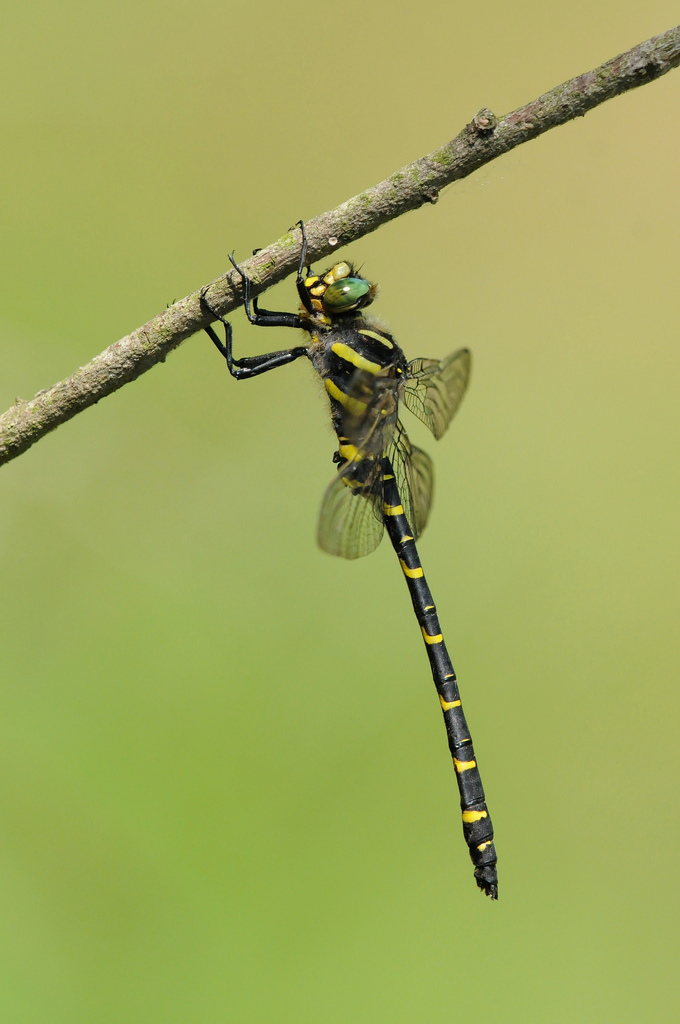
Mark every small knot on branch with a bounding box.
[472,109,497,134]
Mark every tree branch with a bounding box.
[2,25,679,468]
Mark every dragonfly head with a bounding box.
[303,262,378,321]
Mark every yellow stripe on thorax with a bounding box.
[331,342,382,375]
[421,627,443,645]
[462,809,488,823]
[325,378,368,416]
[357,329,393,349]
[399,559,423,579]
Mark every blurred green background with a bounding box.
[1,2,679,1020]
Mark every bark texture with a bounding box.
[1,25,679,467]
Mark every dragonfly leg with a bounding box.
[226,251,304,328]
[200,288,308,380]
[294,220,315,314]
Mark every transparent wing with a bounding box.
[389,422,434,538]
[317,461,385,559]
[402,349,471,440]
[340,367,400,456]
[317,367,402,559]
[408,445,434,537]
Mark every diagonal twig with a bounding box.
[2,24,679,468]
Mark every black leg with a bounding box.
[295,220,315,314]
[228,252,303,329]
[200,289,308,380]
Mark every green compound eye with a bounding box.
[323,277,371,312]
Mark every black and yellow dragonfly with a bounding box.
[201,226,498,898]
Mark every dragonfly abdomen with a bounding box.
[382,462,498,898]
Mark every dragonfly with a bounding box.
[200,224,498,898]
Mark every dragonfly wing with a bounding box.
[388,422,434,539]
[317,460,385,559]
[402,349,471,440]
[407,444,434,537]
[340,367,400,455]
[318,366,401,559]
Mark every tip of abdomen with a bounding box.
[475,866,499,900]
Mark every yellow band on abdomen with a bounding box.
[421,627,443,645]
[462,809,488,823]
[439,696,461,710]
[338,442,360,461]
